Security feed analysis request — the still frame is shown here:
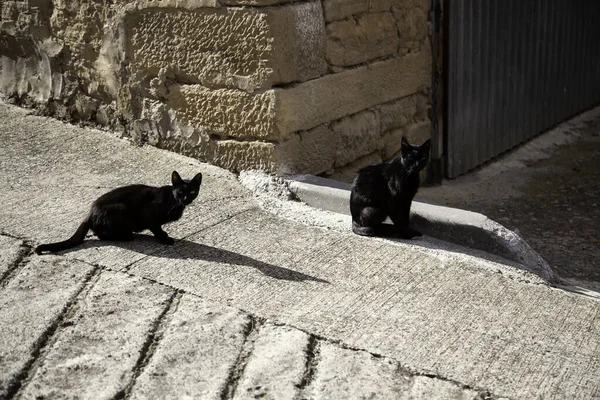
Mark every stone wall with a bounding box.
[0,0,431,181]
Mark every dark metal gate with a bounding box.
[445,0,600,178]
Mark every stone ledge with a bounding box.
[0,0,432,179]
[331,109,380,167]
[275,49,431,134]
[165,49,430,141]
[220,0,295,5]
[284,174,555,282]
[119,0,221,9]
[326,12,399,67]
[126,2,326,92]
[322,0,369,22]
[166,85,278,140]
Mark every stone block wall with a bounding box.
[0,0,431,182]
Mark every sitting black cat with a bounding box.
[35,171,202,254]
[350,137,430,238]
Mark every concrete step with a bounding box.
[20,270,174,399]
[0,255,96,398]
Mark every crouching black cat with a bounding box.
[35,171,202,254]
[350,137,430,239]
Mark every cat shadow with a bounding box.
[74,234,330,284]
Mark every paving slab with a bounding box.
[233,325,310,400]
[0,235,25,279]
[129,294,251,400]
[0,183,255,271]
[0,256,95,398]
[417,107,600,284]
[280,173,552,281]
[0,103,255,250]
[309,342,481,399]
[21,271,174,400]
[0,107,257,270]
[126,207,600,399]
[2,103,600,399]
[5,191,256,272]
[0,106,245,199]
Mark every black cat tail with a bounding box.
[352,220,396,237]
[352,220,376,236]
[35,218,90,254]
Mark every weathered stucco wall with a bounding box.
[0,0,431,181]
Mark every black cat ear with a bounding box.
[171,171,183,185]
[421,138,431,152]
[401,137,410,155]
[191,172,202,186]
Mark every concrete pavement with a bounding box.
[1,103,599,399]
[416,107,600,287]
[269,173,553,281]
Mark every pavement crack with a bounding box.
[262,322,503,399]
[111,289,182,400]
[414,371,498,399]
[5,265,103,399]
[0,231,30,240]
[0,240,34,288]
[294,335,320,399]
[201,194,250,204]
[220,315,263,400]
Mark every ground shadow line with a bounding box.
[53,234,330,284]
